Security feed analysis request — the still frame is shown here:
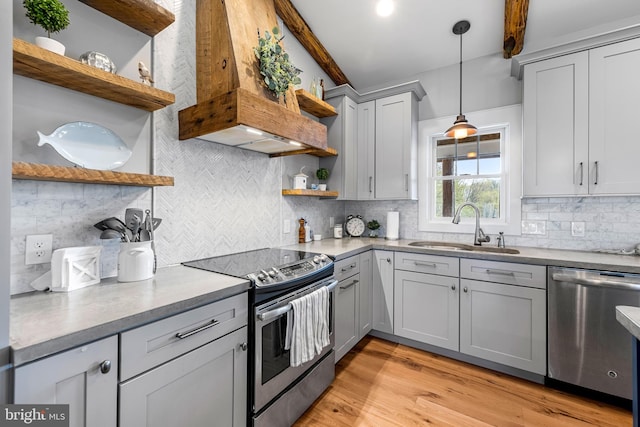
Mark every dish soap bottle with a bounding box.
[298,218,306,243]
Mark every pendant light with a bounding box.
[445,20,477,139]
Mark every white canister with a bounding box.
[334,224,343,239]
[118,241,154,282]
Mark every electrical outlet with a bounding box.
[25,234,53,265]
[283,219,290,234]
[571,221,586,237]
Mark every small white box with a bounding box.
[50,246,102,292]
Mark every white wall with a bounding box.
[1,0,12,404]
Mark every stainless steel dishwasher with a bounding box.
[548,267,640,400]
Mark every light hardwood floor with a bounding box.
[295,336,632,426]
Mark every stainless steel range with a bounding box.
[183,248,336,426]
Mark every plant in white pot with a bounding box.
[316,168,329,191]
[23,0,70,55]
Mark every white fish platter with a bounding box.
[37,122,132,170]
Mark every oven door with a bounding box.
[253,277,336,413]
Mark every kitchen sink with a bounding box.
[407,241,520,255]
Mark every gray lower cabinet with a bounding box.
[394,270,459,351]
[459,259,546,375]
[119,326,247,427]
[372,250,394,334]
[13,335,118,427]
[393,252,460,351]
[119,293,248,427]
[334,252,373,362]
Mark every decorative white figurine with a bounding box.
[138,61,154,85]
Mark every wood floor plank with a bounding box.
[294,336,632,427]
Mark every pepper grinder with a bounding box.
[298,218,306,243]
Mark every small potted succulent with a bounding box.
[23,0,70,55]
[316,167,329,191]
[367,219,380,238]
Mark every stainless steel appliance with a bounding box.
[183,248,336,426]
[548,267,640,400]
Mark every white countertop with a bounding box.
[10,264,250,366]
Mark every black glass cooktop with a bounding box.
[182,248,321,279]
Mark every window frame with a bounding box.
[418,104,522,236]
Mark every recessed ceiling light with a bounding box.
[376,0,394,17]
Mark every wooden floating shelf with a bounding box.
[295,89,337,118]
[12,162,174,187]
[270,147,338,158]
[13,38,175,112]
[78,0,175,37]
[282,189,339,198]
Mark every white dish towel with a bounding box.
[289,286,330,367]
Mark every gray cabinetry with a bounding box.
[459,259,546,375]
[334,252,373,362]
[374,92,418,200]
[119,293,248,427]
[523,37,640,196]
[321,82,425,201]
[394,253,459,351]
[372,250,394,334]
[14,336,118,427]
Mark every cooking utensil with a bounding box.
[125,208,143,240]
[144,209,157,273]
[152,218,162,230]
[100,229,125,240]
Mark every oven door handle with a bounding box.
[257,279,338,322]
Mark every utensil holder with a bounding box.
[118,241,154,282]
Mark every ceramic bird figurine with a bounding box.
[138,61,154,85]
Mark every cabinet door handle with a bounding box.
[369,176,373,193]
[240,342,248,351]
[579,162,584,186]
[386,258,391,263]
[451,285,456,291]
[340,279,359,290]
[99,360,112,374]
[341,263,356,272]
[175,319,219,339]
[485,269,515,277]
[463,287,468,293]
[405,174,409,192]
[594,161,599,185]
[414,261,437,268]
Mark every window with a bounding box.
[418,105,522,235]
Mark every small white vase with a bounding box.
[35,36,65,55]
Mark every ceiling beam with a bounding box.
[274,0,352,87]
[503,0,529,58]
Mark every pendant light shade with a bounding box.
[445,20,477,139]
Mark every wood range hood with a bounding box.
[178,0,328,156]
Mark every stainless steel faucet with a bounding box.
[452,202,490,246]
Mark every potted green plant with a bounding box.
[23,0,70,55]
[316,167,329,191]
[254,26,301,104]
[367,219,380,238]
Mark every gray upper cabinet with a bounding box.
[523,37,640,197]
[374,92,418,200]
[321,82,425,201]
[321,95,358,200]
[14,336,118,427]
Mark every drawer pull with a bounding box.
[414,261,437,268]
[485,269,515,277]
[463,287,468,293]
[340,279,359,290]
[175,319,219,339]
[341,263,357,272]
[240,342,248,351]
[99,360,112,374]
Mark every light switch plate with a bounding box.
[283,219,290,234]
